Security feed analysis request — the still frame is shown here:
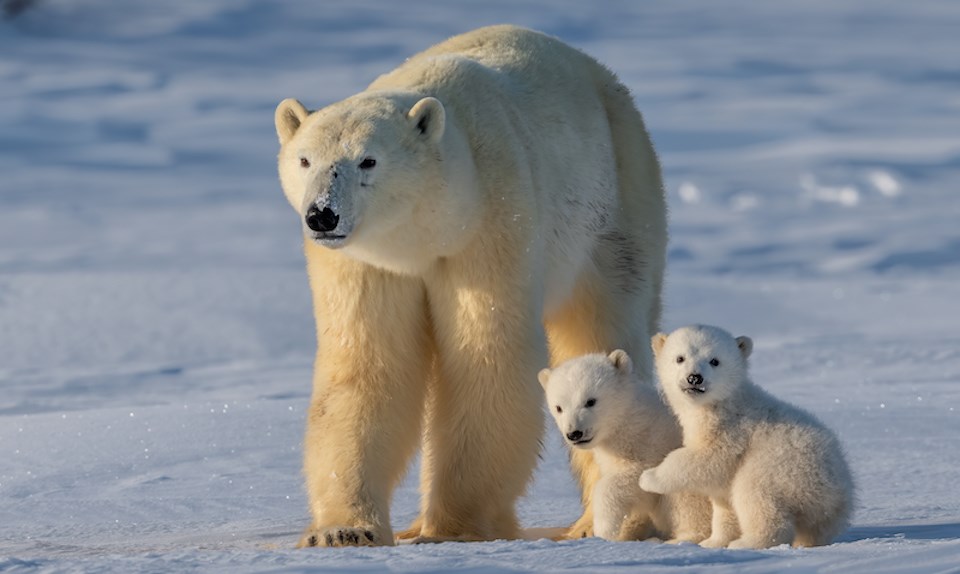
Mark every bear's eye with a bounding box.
[555,405,562,414]
[358,157,377,170]
[709,358,720,367]
[299,157,310,168]
[676,355,685,364]
[585,398,596,408]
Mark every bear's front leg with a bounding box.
[415,250,547,541]
[593,471,654,541]
[639,446,697,495]
[592,474,627,541]
[298,244,431,548]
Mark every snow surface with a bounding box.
[2,1,959,572]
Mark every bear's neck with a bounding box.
[677,382,754,449]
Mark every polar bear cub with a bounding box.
[640,325,854,549]
[539,351,711,542]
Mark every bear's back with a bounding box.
[369,25,613,108]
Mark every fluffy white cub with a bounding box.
[539,351,711,542]
[640,325,854,549]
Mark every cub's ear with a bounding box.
[651,333,668,357]
[736,336,753,359]
[537,368,552,390]
[275,98,309,144]
[608,349,633,375]
[408,97,445,143]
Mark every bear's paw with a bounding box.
[638,469,666,494]
[297,525,387,548]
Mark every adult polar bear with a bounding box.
[274,25,667,547]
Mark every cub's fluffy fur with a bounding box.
[540,351,710,542]
[640,325,854,548]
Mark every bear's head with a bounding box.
[275,93,479,274]
[651,325,752,408]
[538,350,637,449]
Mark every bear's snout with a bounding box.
[305,205,340,233]
[682,373,707,394]
[566,430,583,442]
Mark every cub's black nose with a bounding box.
[566,430,583,442]
[305,205,340,232]
[687,373,704,386]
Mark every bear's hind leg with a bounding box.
[699,498,741,548]
[793,507,847,547]
[727,487,794,549]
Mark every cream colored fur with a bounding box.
[274,25,667,547]
[539,351,711,542]
[641,325,855,549]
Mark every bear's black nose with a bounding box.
[305,205,340,233]
[687,373,704,386]
[566,430,583,442]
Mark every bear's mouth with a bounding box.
[682,386,706,395]
[311,232,348,245]
[571,437,593,446]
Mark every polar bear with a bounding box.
[539,350,711,542]
[274,25,667,547]
[640,325,854,549]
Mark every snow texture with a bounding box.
[2,1,959,572]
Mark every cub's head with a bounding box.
[274,93,445,260]
[538,350,635,449]
[652,325,753,407]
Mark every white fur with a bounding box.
[275,25,668,546]
[641,325,855,549]
[539,351,711,542]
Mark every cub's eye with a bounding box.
[585,398,597,408]
[709,358,720,367]
[676,356,685,364]
[358,157,377,170]
[555,405,562,414]
[299,157,310,168]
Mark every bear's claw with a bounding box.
[298,526,382,548]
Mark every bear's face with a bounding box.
[274,94,451,272]
[652,325,753,408]
[538,350,635,449]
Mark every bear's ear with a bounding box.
[275,98,309,145]
[537,368,552,390]
[736,336,753,359]
[408,97,445,143]
[608,349,633,375]
[651,333,668,357]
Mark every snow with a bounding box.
[2,0,959,572]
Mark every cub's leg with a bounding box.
[664,492,713,544]
[727,482,794,549]
[699,498,741,549]
[593,471,655,541]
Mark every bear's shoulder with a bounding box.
[369,25,587,95]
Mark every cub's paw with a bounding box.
[297,526,387,548]
[638,469,665,494]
